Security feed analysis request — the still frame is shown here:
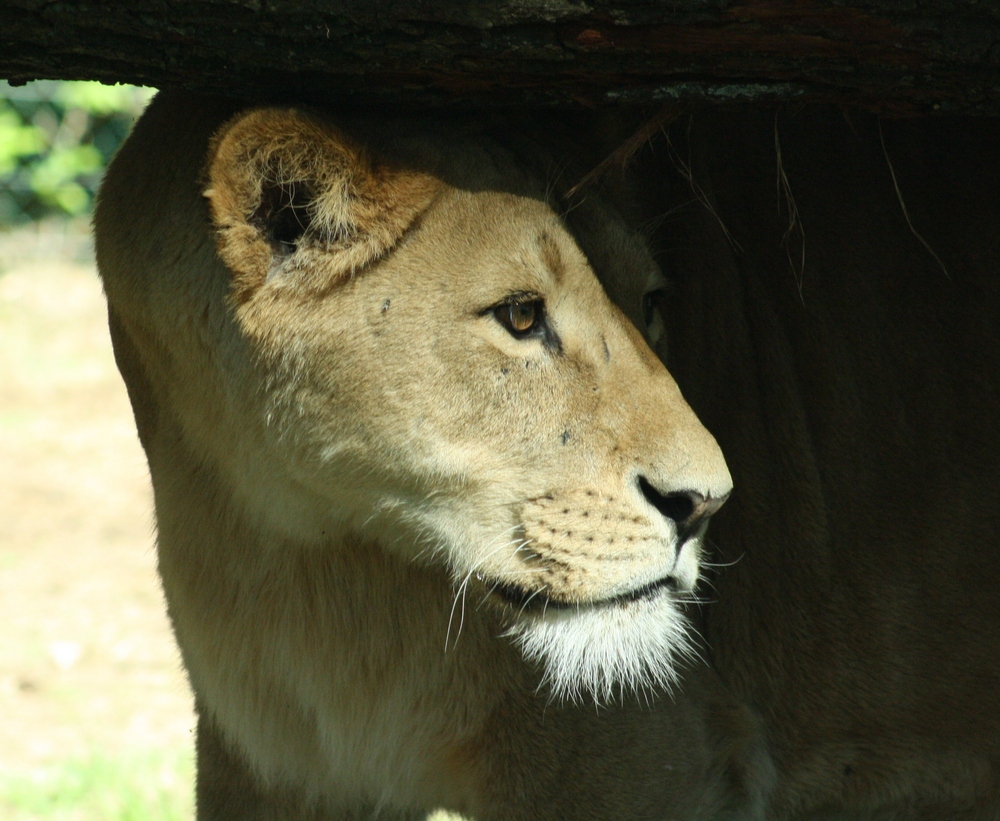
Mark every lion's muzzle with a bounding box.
[488,478,729,611]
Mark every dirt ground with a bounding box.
[0,222,195,774]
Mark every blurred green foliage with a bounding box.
[0,81,154,224]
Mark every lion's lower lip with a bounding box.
[490,575,677,612]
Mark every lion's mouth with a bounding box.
[488,574,678,613]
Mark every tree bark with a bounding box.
[3,1,1000,113]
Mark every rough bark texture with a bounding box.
[3,1,1000,112]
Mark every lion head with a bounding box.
[190,107,733,701]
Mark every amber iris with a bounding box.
[508,302,537,333]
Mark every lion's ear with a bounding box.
[204,108,437,301]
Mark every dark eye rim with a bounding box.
[489,295,547,339]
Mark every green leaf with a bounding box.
[0,104,47,175]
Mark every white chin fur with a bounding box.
[504,592,694,704]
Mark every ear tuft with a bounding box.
[204,107,437,301]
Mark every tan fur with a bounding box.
[94,93,1000,820]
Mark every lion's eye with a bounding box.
[495,300,544,338]
[642,290,666,348]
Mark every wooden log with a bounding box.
[3,1,1000,112]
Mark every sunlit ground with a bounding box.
[0,221,195,820]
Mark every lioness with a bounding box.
[95,94,1000,819]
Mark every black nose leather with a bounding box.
[638,476,729,542]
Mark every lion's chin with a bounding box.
[503,590,694,704]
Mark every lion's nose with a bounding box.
[637,476,730,542]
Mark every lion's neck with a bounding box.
[152,437,525,812]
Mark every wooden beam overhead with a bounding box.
[3,1,999,112]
